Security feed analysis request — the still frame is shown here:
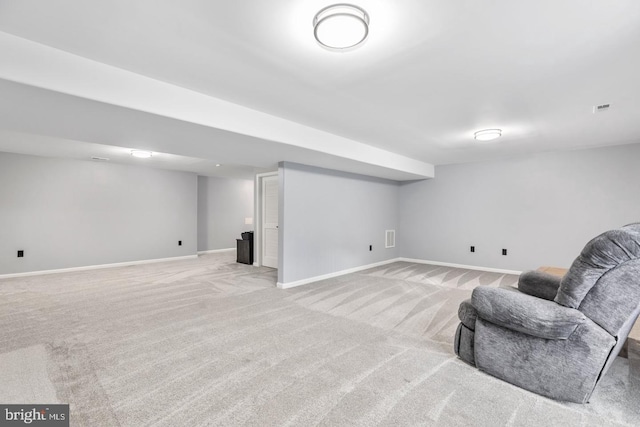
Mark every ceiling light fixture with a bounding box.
[474,129,502,141]
[131,150,153,158]
[313,4,369,50]
[215,164,221,167]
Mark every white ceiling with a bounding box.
[0,0,639,180]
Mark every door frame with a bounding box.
[254,171,278,267]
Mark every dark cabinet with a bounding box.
[236,231,254,265]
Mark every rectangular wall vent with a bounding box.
[385,230,396,249]
[593,104,611,113]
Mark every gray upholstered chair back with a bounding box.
[454,223,640,403]
[555,223,640,338]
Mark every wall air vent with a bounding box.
[91,156,110,161]
[385,230,396,249]
[593,104,611,113]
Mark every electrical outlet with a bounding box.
[17,250,24,258]
[178,240,182,246]
[502,249,507,256]
[470,246,475,253]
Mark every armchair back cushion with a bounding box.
[556,223,640,337]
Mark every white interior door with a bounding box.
[261,175,278,268]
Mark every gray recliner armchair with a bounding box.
[454,223,640,403]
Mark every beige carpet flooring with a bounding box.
[0,253,638,426]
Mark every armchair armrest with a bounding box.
[472,286,586,340]
[517,270,562,301]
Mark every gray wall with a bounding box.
[197,176,254,251]
[0,152,197,275]
[399,143,640,271]
[278,162,399,284]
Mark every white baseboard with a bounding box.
[398,257,522,275]
[0,255,199,279]
[1,254,521,283]
[197,248,235,255]
[276,258,400,289]
[276,257,522,289]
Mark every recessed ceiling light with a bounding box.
[215,164,221,167]
[131,150,153,159]
[313,4,369,50]
[474,129,502,141]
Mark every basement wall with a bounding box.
[0,152,197,275]
[398,143,640,271]
[197,175,254,252]
[278,162,399,286]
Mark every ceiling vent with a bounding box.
[385,230,396,249]
[91,156,110,161]
[593,104,611,113]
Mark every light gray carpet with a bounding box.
[0,253,638,426]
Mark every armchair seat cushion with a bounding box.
[472,287,587,340]
[518,270,562,301]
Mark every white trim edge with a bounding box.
[0,255,199,279]
[276,258,400,289]
[398,258,522,275]
[197,248,235,255]
[276,257,522,290]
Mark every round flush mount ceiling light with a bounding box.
[474,129,502,141]
[131,150,153,159]
[313,4,369,50]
